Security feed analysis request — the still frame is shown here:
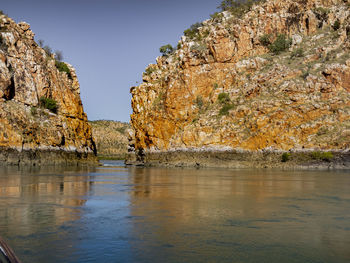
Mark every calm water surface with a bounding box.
[0,161,349,263]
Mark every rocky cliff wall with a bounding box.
[129,0,350,168]
[90,120,130,159]
[0,14,97,165]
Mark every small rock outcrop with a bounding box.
[128,0,350,168]
[0,14,97,165]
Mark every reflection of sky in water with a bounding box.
[0,163,349,263]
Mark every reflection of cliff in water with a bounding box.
[0,166,96,237]
[128,167,350,262]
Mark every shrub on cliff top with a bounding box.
[184,22,202,39]
[55,60,72,79]
[39,97,58,113]
[159,44,174,56]
[219,0,264,17]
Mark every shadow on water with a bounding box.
[0,161,349,262]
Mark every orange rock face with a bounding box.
[0,16,96,164]
[131,0,350,154]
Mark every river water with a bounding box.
[0,160,349,263]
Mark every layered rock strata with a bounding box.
[0,14,97,165]
[128,0,350,168]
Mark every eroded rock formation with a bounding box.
[0,14,97,165]
[129,0,350,167]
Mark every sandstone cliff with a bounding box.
[90,120,130,159]
[0,14,97,165]
[129,0,350,168]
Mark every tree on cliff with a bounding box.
[159,44,173,56]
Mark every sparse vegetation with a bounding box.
[311,151,334,162]
[145,66,156,76]
[219,0,264,18]
[190,42,207,53]
[30,106,37,116]
[290,48,304,58]
[218,92,230,104]
[184,22,202,39]
[43,45,52,56]
[219,103,235,115]
[159,44,174,56]
[55,60,72,79]
[268,34,292,55]
[301,65,311,79]
[39,97,58,113]
[314,7,329,16]
[282,152,291,162]
[37,39,44,47]
[153,91,166,109]
[217,93,234,115]
[195,95,204,109]
[210,12,223,21]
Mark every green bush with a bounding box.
[219,104,235,115]
[268,34,292,55]
[55,60,72,79]
[184,22,202,39]
[218,92,230,104]
[311,151,334,162]
[39,97,58,113]
[159,44,173,56]
[282,153,291,162]
[333,20,341,31]
[259,34,271,47]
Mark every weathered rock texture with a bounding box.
[90,120,130,159]
[129,0,350,168]
[0,14,97,165]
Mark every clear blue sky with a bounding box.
[1,0,220,122]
